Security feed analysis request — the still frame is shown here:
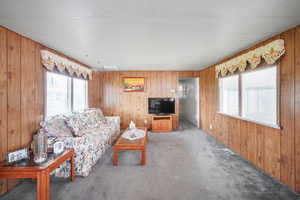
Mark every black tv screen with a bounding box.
[148,98,175,115]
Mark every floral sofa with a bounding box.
[39,108,120,177]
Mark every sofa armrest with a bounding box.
[105,116,120,132]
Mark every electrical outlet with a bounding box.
[210,124,213,130]
[144,119,148,125]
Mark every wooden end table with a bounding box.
[0,149,75,200]
[113,127,148,166]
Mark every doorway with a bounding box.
[179,77,200,129]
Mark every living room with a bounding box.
[0,1,300,200]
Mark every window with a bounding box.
[219,75,239,116]
[46,72,71,117]
[241,67,277,125]
[219,65,278,127]
[46,72,88,117]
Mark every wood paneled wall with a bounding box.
[0,26,95,195]
[199,25,300,192]
[0,27,45,195]
[178,71,200,78]
[88,71,101,108]
[95,71,196,130]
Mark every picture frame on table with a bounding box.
[53,141,65,155]
[7,148,29,163]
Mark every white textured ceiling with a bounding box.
[0,0,300,71]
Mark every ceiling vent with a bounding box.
[103,66,119,71]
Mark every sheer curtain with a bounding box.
[73,78,88,111]
[241,66,277,125]
[46,72,71,117]
[219,75,239,116]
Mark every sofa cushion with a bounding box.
[67,108,107,136]
[78,122,116,138]
[40,115,73,137]
[99,120,118,137]
[84,108,106,120]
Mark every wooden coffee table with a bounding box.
[113,127,148,166]
[0,149,75,200]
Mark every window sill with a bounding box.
[216,112,282,130]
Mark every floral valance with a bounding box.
[41,50,92,80]
[215,39,285,78]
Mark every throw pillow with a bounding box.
[40,115,73,137]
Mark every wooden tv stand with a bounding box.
[151,115,173,132]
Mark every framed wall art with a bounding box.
[123,77,145,92]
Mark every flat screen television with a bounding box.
[148,98,175,115]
